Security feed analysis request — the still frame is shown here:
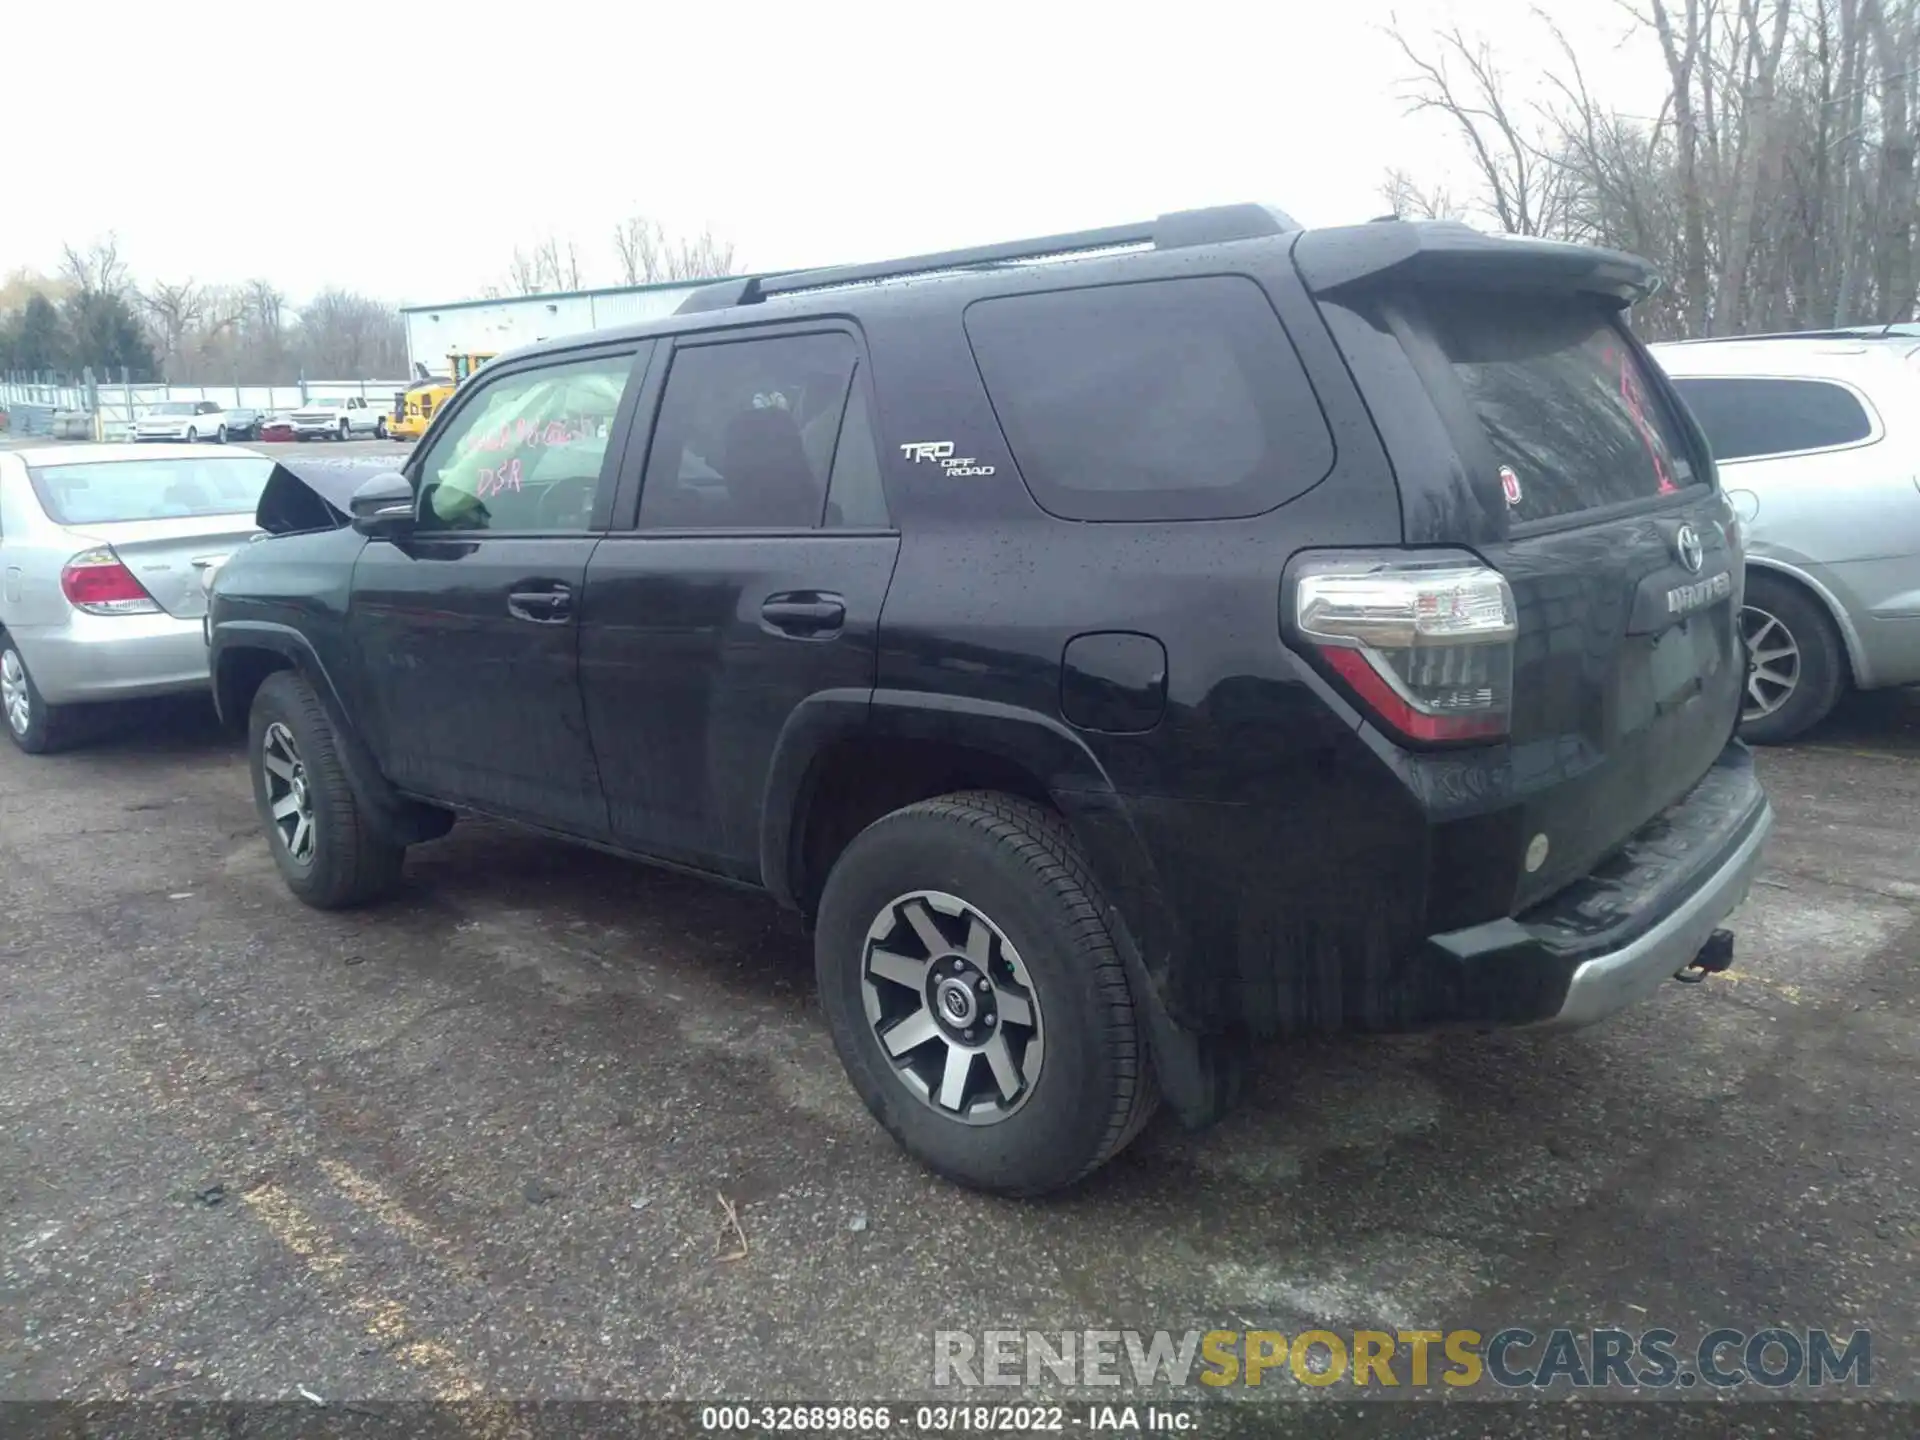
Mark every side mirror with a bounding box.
[350,471,417,539]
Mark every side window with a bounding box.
[964,276,1334,522]
[824,370,889,527]
[415,351,635,534]
[639,332,856,530]
[1670,376,1875,462]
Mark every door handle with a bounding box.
[508,583,573,624]
[761,593,846,636]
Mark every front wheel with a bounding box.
[1,640,73,754]
[1738,573,1848,744]
[248,671,405,908]
[815,791,1157,1196]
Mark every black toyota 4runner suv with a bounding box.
[209,204,1773,1196]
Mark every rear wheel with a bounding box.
[248,671,405,908]
[337,418,350,441]
[815,791,1157,1196]
[215,424,228,444]
[185,425,198,443]
[375,417,388,439]
[1739,572,1847,744]
[1,640,73,755]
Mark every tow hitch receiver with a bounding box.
[1674,928,1736,984]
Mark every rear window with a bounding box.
[964,276,1335,522]
[28,457,275,525]
[1424,297,1697,524]
[1669,376,1875,461]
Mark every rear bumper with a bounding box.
[1421,742,1772,1029]
[13,612,212,704]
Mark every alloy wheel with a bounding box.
[1741,605,1801,722]
[1,649,30,736]
[261,721,317,864]
[860,890,1044,1125]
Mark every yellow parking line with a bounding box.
[239,1181,484,1401]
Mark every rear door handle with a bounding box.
[761,592,846,636]
[508,582,573,624]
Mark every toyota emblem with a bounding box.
[1674,523,1705,574]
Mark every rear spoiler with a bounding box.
[1292,221,1659,307]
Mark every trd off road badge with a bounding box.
[1499,465,1523,506]
[901,440,995,478]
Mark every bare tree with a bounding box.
[59,236,131,299]
[1389,23,1573,236]
[1380,168,1465,219]
[141,280,204,374]
[612,215,738,283]
[1387,0,1920,337]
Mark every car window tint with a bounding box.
[824,372,889,527]
[1669,376,1875,461]
[963,276,1334,522]
[1421,295,1696,523]
[639,333,856,530]
[416,353,634,533]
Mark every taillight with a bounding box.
[1290,553,1516,744]
[60,548,161,616]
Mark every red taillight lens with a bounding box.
[1291,555,1517,745]
[60,548,161,616]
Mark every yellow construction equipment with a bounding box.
[388,352,497,441]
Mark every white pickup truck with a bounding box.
[288,396,389,441]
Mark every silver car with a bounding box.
[0,444,271,753]
[1654,334,1920,742]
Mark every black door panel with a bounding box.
[581,536,898,877]
[350,537,609,835]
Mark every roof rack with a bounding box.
[675,203,1301,315]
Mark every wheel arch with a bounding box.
[1745,557,1869,687]
[213,622,451,845]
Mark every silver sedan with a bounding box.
[0,444,271,753]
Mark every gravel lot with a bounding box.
[0,439,1916,1414]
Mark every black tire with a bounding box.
[215,424,228,444]
[815,791,1158,1196]
[185,426,198,443]
[247,670,405,908]
[1739,571,1847,745]
[375,417,388,439]
[337,419,350,442]
[1,638,74,755]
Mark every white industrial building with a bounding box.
[399,277,730,376]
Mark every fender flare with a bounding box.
[210,621,451,845]
[1745,556,1874,688]
[757,687,1240,1128]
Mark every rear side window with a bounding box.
[640,332,857,530]
[964,276,1334,522]
[1423,297,1697,524]
[1669,376,1875,461]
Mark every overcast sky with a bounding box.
[7,0,1666,308]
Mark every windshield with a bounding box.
[28,457,276,524]
[147,402,196,417]
[1422,296,1699,524]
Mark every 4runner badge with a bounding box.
[901,440,995,478]
[1499,465,1523,506]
